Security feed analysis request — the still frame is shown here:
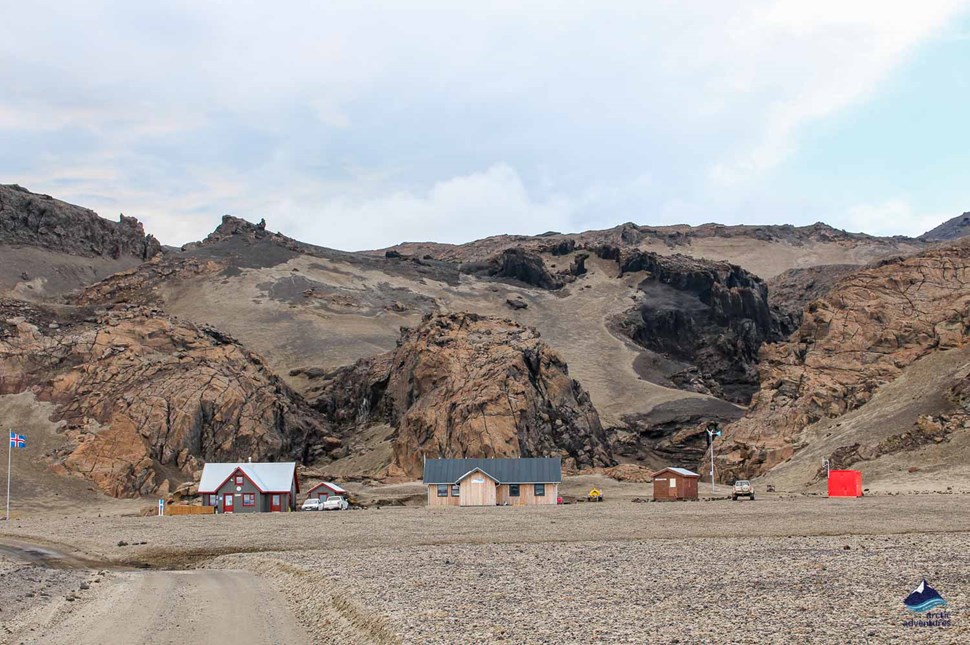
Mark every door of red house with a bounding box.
[271,494,281,512]
[223,493,234,513]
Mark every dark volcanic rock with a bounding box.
[616,251,784,403]
[474,248,564,290]
[298,312,614,478]
[613,398,743,469]
[921,211,970,241]
[200,215,269,245]
[0,184,161,260]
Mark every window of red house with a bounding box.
[208,494,218,506]
[235,475,244,485]
[242,493,255,506]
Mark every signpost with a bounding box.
[706,423,722,496]
[158,498,165,516]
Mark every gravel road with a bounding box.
[0,541,308,645]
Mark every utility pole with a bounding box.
[706,423,721,496]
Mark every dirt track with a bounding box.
[0,540,308,645]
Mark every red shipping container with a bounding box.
[828,470,863,497]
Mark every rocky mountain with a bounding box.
[0,184,161,301]
[0,298,333,497]
[297,312,612,478]
[921,211,970,241]
[716,238,970,484]
[3,183,966,496]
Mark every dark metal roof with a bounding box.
[422,458,562,484]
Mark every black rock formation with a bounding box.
[616,251,785,403]
[0,184,161,260]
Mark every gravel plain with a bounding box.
[2,494,969,643]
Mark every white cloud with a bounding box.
[266,164,576,251]
[709,0,968,186]
[1,1,968,246]
[845,199,953,237]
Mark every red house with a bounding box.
[198,462,299,513]
[828,470,863,497]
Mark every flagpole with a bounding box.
[5,431,11,522]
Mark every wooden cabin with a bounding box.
[651,467,700,501]
[198,462,299,513]
[423,458,561,507]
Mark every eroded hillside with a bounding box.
[0,298,333,497]
[716,239,970,482]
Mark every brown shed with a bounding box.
[651,467,700,501]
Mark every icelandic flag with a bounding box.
[9,432,25,448]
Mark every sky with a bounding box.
[1,1,969,250]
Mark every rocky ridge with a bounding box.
[0,184,160,260]
[716,239,970,481]
[296,312,613,478]
[378,221,924,266]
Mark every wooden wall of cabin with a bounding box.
[458,472,497,506]
[427,485,461,507]
[496,483,559,506]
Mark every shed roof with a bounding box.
[423,458,561,484]
[198,462,298,493]
[307,481,347,495]
[652,467,701,478]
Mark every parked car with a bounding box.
[732,480,755,501]
[301,498,324,511]
[322,496,349,511]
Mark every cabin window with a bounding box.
[242,493,255,507]
[235,475,244,485]
[509,484,520,497]
[451,484,460,497]
[534,484,545,497]
[208,494,218,506]
[437,484,449,497]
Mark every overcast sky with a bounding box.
[2,1,969,249]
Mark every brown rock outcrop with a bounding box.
[0,298,331,497]
[767,264,859,334]
[298,312,613,478]
[717,239,970,480]
[0,184,161,260]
